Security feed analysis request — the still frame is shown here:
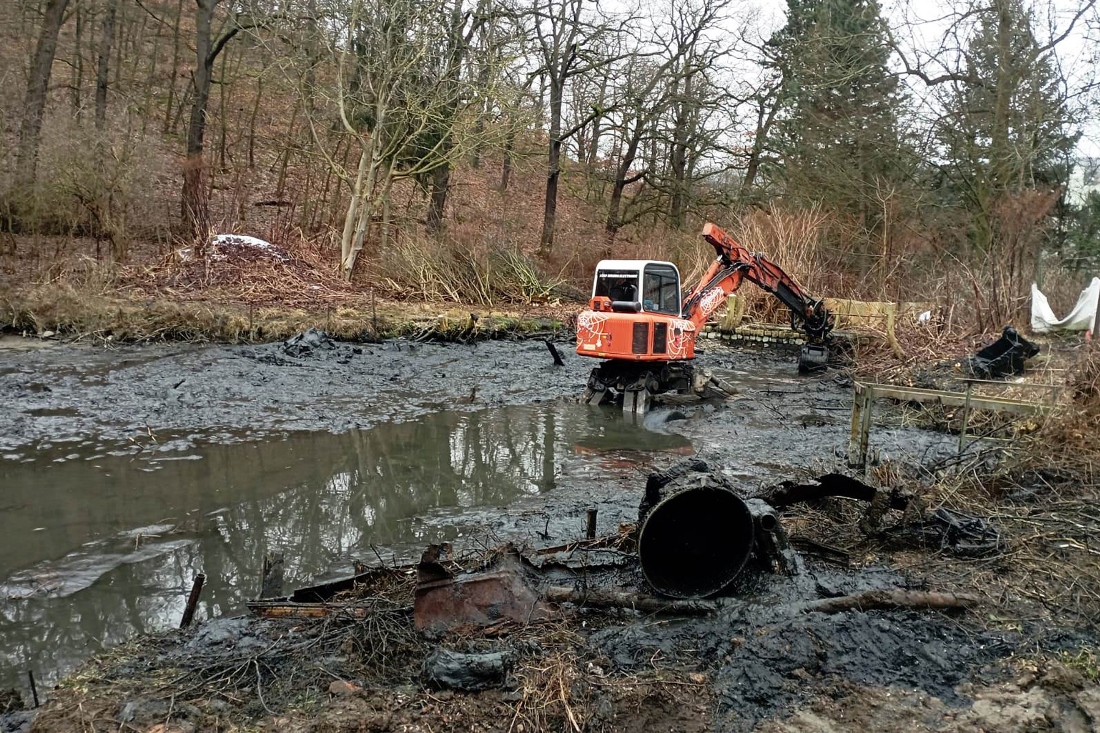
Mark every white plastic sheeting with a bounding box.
[1030,277,1100,333]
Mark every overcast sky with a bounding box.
[731,0,1099,156]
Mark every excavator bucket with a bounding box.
[797,344,828,374]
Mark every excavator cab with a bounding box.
[590,261,682,315]
[578,260,697,363]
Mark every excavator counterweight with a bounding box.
[576,222,834,411]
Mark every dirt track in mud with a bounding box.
[2,334,1099,732]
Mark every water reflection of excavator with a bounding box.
[576,222,835,412]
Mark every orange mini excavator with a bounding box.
[576,221,834,412]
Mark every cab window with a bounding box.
[643,265,680,315]
[594,270,639,302]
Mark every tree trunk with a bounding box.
[741,93,777,200]
[470,51,491,169]
[605,118,643,242]
[540,138,562,256]
[586,72,607,169]
[500,129,515,191]
[94,0,118,133]
[181,0,220,236]
[668,72,696,229]
[15,0,72,189]
[427,160,451,234]
[539,78,565,257]
[341,149,370,274]
[71,3,84,116]
[163,0,184,135]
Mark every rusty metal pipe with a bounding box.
[747,498,779,533]
[637,484,755,599]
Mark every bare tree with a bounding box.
[15,0,72,189]
[279,0,515,277]
[181,0,274,235]
[529,0,625,256]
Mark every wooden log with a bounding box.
[759,473,914,512]
[180,573,206,628]
[544,586,716,615]
[545,339,565,366]
[802,589,979,615]
[260,551,285,599]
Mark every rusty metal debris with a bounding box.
[247,460,997,622]
[413,544,554,632]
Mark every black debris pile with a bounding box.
[283,328,336,358]
[967,326,1040,379]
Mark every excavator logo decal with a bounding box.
[667,318,696,359]
[577,311,610,350]
[699,287,726,321]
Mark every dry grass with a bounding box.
[731,207,829,324]
[377,233,567,307]
[2,277,568,344]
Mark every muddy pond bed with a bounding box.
[1,334,1098,731]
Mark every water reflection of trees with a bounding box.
[1,402,646,690]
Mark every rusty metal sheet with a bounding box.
[413,545,554,631]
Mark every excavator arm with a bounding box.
[682,222,834,371]
[683,223,833,342]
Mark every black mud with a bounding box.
[2,334,1094,731]
[0,335,592,454]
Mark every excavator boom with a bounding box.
[683,223,833,344]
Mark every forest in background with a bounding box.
[1,0,1099,333]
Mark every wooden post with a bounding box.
[848,383,864,466]
[853,387,871,468]
[260,552,285,599]
[586,508,597,540]
[848,384,874,468]
[958,382,973,453]
[27,670,39,708]
[180,572,206,628]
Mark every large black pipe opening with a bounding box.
[637,485,755,598]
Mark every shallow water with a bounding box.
[0,402,690,690]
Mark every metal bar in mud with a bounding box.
[180,573,206,629]
[27,670,38,708]
[545,340,565,366]
[586,508,597,540]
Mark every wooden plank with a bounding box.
[858,383,1049,415]
[260,552,285,599]
[247,601,373,619]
